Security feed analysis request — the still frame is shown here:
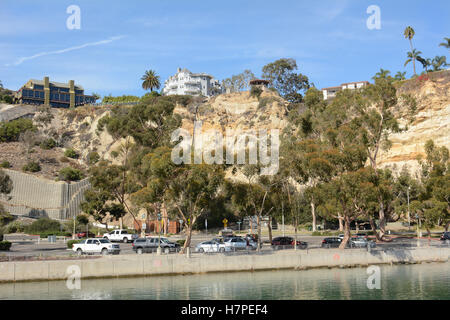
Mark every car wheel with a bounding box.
[137,248,143,255]
[219,247,225,253]
[123,238,128,243]
[101,248,108,255]
[77,248,82,256]
[164,248,170,254]
[199,248,204,253]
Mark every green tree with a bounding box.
[141,70,161,92]
[431,56,448,71]
[261,58,310,103]
[404,49,421,76]
[373,68,391,80]
[394,71,407,81]
[439,37,450,50]
[403,26,417,75]
[222,69,256,93]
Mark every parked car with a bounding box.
[440,232,450,241]
[271,237,307,249]
[132,237,180,254]
[103,229,138,243]
[72,238,120,256]
[321,237,342,248]
[76,231,95,238]
[349,236,376,248]
[195,240,226,253]
[223,237,253,251]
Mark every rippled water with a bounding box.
[0,262,448,300]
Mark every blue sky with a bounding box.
[1,0,449,97]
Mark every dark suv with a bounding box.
[440,232,450,241]
[132,237,180,254]
[321,237,342,248]
[272,237,307,249]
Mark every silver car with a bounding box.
[223,237,249,251]
[195,240,226,253]
[350,236,376,248]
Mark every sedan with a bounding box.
[321,237,342,248]
[350,236,376,248]
[195,240,226,253]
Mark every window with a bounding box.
[34,91,39,98]
[87,240,94,244]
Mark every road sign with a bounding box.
[142,223,146,229]
[222,218,228,228]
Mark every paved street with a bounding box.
[1,233,447,260]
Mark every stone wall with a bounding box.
[0,169,90,220]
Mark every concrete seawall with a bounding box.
[0,247,449,283]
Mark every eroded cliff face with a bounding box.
[378,71,450,174]
[58,71,449,177]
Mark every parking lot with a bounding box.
[1,233,448,261]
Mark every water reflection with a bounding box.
[0,262,448,300]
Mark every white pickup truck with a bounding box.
[103,229,138,243]
[72,238,120,256]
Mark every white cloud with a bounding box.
[5,35,125,67]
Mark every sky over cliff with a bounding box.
[0,0,449,96]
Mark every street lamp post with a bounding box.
[237,221,242,234]
[157,213,162,255]
[407,186,411,231]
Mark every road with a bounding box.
[1,233,447,260]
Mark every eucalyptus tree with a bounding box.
[261,58,310,103]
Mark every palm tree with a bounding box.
[404,49,422,75]
[404,26,417,75]
[394,71,406,81]
[141,70,161,92]
[373,68,391,80]
[431,56,449,71]
[0,80,3,89]
[439,37,450,50]
[416,56,432,72]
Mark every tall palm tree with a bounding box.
[404,49,422,75]
[404,26,417,75]
[439,37,450,50]
[432,56,449,71]
[141,70,161,92]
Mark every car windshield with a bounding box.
[160,238,170,244]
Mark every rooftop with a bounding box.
[28,79,84,90]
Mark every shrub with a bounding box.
[67,239,81,249]
[0,210,14,226]
[87,151,100,165]
[59,167,84,181]
[250,86,263,98]
[0,241,11,251]
[40,138,57,150]
[64,148,79,159]
[22,161,41,173]
[0,161,11,168]
[5,221,26,233]
[176,239,186,246]
[25,217,61,234]
[0,118,36,142]
[37,231,71,239]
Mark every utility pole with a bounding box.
[157,212,162,255]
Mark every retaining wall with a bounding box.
[0,247,448,283]
[0,169,90,220]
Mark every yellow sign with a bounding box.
[222,218,228,228]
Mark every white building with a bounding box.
[162,68,223,97]
[322,81,369,100]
